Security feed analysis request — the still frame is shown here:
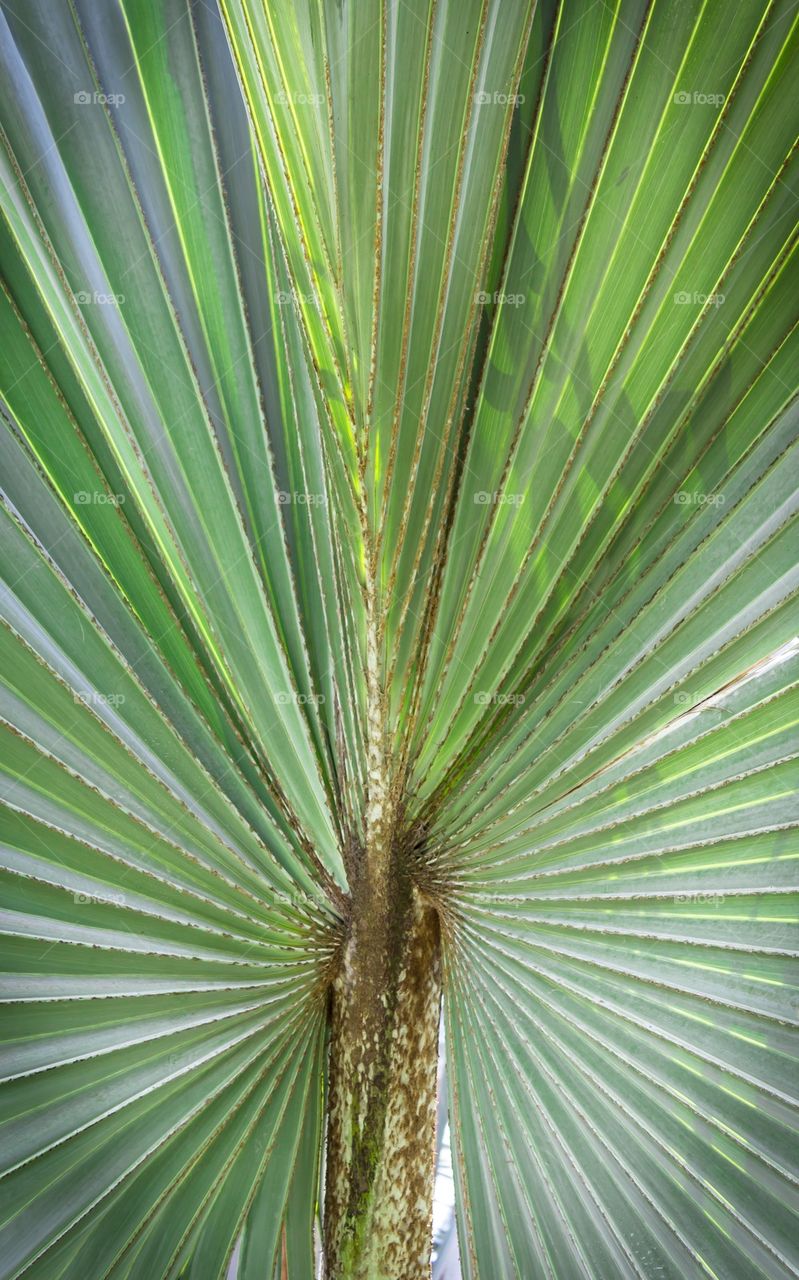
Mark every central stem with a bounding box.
[323,587,442,1278]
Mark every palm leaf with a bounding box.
[1,0,797,1277]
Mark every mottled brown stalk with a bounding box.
[324,592,442,1278]
[324,871,441,1279]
